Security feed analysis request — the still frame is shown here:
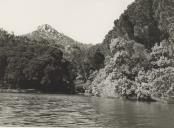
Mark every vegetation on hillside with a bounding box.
[85,0,174,101]
[0,29,74,93]
[0,26,104,93]
[87,38,174,101]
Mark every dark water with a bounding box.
[0,93,174,128]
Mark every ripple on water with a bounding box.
[0,93,174,128]
[0,93,104,127]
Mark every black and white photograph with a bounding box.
[0,0,174,127]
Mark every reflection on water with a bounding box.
[0,93,174,128]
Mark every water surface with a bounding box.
[0,93,174,128]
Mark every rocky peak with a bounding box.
[26,24,82,47]
[37,24,59,35]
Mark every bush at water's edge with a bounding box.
[86,38,174,102]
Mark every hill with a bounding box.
[26,24,85,46]
[0,25,101,93]
[86,0,174,101]
[97,0,174,57]
[0,28,75,93]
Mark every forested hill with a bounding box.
[0,28,76,93]
[86,0,174,101]
[0,25,104,93]
[0,24,95,93]
[26,24,104,85]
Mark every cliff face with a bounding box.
[102,0,174,55]
[87,0,174,101]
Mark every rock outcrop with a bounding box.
[26,24,81,47]
[87,0,174,101]
[101,0,174,56]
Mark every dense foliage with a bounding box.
[27,24,104,87]
[87,37,174,101]
[0,25,105,93]
[0,29,74,93]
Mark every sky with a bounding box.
[0,0,134,44]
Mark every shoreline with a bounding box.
[1,89,174,104]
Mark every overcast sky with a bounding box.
[0,0,134,44]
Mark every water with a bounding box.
[0,93,174,128]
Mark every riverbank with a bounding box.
[84,90,174,104]
[1,88,174,104]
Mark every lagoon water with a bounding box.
[0,93,174,128]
